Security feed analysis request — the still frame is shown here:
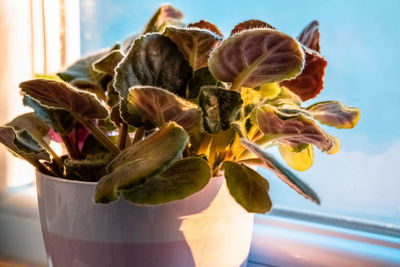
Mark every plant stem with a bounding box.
[197,134,212,155]
[75,115,120,154]
[118,123,128,150]
[132,127,144,145]
[61,134,80,159]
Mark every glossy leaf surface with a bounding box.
[123,157,211,204]
[222,161,272,213]
[208,29,304,91]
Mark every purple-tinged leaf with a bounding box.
[240,138,320,204]
[127,86,202,132]
[198,86,243,134]
[164,27,222,70]
[114,33,192,99]
[280,49,327,101]
[222,161,272,213]
[307,101,361,129]
[208,29,304,91]
[143,5,183,34]
[256,105,332,152]
[230,19,275,36]
[297,20,320,52]
[188,20,223,37]
[20,79,109,119]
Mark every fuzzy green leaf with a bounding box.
[65,154,114,182]
[307,101,361,129]
[93,50,124,76]
[208,29,304,91]
[199,86,243,134]
[127,86,202,133]
[240,138,320,204]
[222,161,272,213]
[267,86,301,108]
[187,67,223,99]
[164,27,222,70]
[23,95,75,134]
[94,122,189,203]
[123,157,211,204]
[256,105,332,152]
[0,126,50,167]
[114,33,192,99]
[20,79,109,119]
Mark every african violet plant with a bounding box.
[0,5,360,213]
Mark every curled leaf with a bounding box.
[230,19,275,36]
[123,157,211,204]
[7,113,49,140]
[95,122,188,203]
[188,20,223,37]
[297,20,320,52]
[127,86,202,132]
[20,79,109,119]
[199,86,243,134]
[326,134,341,155]
[267,86,301,108]
[307,101,361,129]
[222,161,272,213]
[93,50,124,76]
[278,143,314,172]
[164,27,222,70]
[208,29,304,91]
[114,33,192,99]
[143,4,183,34]
[280,49,327,101]
[256,105,332,152]
[240,138,320,204]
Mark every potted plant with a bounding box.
[0,4,360,267]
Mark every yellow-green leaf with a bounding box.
[278,144,314,171]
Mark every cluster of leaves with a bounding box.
[0,5,360,213]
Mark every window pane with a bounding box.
[79,0,400,228]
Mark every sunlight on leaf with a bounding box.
[278,143,314,171]
[143,4,183,34]
[188,20,223,37]
[230,19,275,36]
[222,161,272,213]
[297,20,320,52]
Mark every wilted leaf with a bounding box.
[95,122,188,203]
[123,157,211,204]
[143,4,183,34]
[199,86,243,134]
[297,20,320,52]
[256,105,332,152]
[23,95,75,134]
[114,33,192,99]
[280,49,327,101]
[187,67,223,99]
[127,86,202,132]
[278,143,314,171]
[93,50,124,76]
[326,134,341,155]
[20,79,109,119]
[307,101,360,129]
[208,29,304,91]
[230,19,275,36]
[240,138,320,204]
[222,161,272,213]
[0,126,50,171]
[164,27,222,70]
[188,20,223,37]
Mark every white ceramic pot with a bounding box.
[36,171,254,267]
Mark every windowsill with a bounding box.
[1,186,399,267]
